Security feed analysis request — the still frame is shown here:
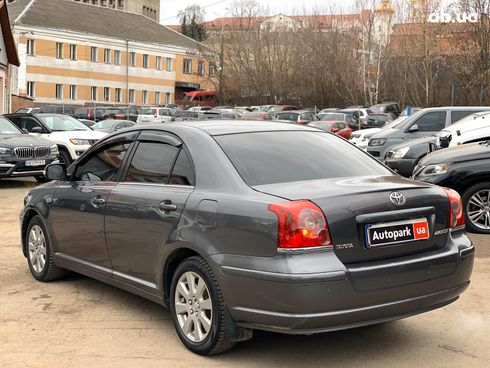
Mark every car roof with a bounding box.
[130,120,319,136]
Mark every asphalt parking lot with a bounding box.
[0,178,489,368]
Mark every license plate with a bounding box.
[366,218,429,248]
[25,160,45,167]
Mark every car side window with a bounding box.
[125,142,179,184]
[337,123,346,129]
[75,142,132,182]
[169,149,195,186]
[413,111,447,132]
[20,117,44,132]
[451,110,477,124]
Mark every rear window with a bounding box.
[137,108,153,115]
[277,113,298,121]
[215,131,391,186]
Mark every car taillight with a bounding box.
[115,114,125,119]
[443,188,465,229]
[268,200,332,249]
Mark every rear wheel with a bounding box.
[170,256,235,355]
[462,182,490,234]
[26,216,65,281]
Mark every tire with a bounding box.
[462,182,490,234]
[35,175,49,183]
[25,216,65,281]
[170,256,236,355]
[58,149,72,166]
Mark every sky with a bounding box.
[160,0,359,25]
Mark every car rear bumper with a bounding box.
[210,232,474,334]
[384,158,417,177]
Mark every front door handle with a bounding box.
[90,195,106,208]
[159,200,177,213]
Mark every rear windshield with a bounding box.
[215,131,391,186]
[137,108,153,115]
[277,113,298,121]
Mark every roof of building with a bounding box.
[1,0,20,66]
[7,0,203,49]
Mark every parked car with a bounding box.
[369,102,401,117]
[438,111,490,148]
[350,117,409,150]
[15,107,41,114]
[92,119,135,133]
[21,121,473,355]
[384,136,437,177]
[102,109,127,120]
[199,110,236,120]
[37,105,77,116]
[338,108,372,130]
[239,111,275,121]
[362,113,396,129]
[73,107,108,122]
[308,121,352,139]
[155,107,176,123]
[367,106,490,160]
[173,110,199,121]
[276,110,318,124]
[0,115,58,183]
[268,105,298,115]
[413,141,490,233]
[78,119,96,128]
[5,113,107,165]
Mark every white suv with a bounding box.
[6,113,107,165]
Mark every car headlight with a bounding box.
[50,144,59,155]
[69,139,91,145]
[368,138,387,147]
[420,163,449,176]
[392,147,410,159]
[0,147,12,155]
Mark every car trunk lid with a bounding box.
[254,175,451,263]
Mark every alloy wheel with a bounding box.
[174,271,213,343]
[466,190,490,230]
[28,225,47,273]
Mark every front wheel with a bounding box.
[170,257,235,355]
[57,149,72,166]
[462,182,490,234]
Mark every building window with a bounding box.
[183,58,192,74]
[142,90,148,104]
[166,57,172,72]
[27,81,35,97]
[129,89,135,103]
[104,87,110,102]
[115,88,122,103]
[156,56,162,70]
[91,46,98,62]
[154,91,160,105]
[114,50,121,65]
[104,48,111,64]
[165,92,171,105]
[69,85,77,100]
[143,54,149,68]
[56,42,63,59]
[26,39,35,56]
[91,86,98,101]
[69,44,77,60]
[209,63,216,77]
[55,84,63,99]
[130,52,136,67]
[198,61,205,76]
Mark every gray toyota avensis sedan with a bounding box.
[20,121,474,355]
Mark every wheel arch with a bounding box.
[459,174,490,195]
[21,207,43,257]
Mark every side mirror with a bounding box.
[408,124,419,133]
[331,127,339,133]
[22,128,29,134]
[45,163,66,181]
[31,126,43,133]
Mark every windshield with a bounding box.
[0,116,22,135]
[321,113,346,121]
[93,120,118,129]
[37,115,90,131]
[383,115,410,129]
[216,131,391,186]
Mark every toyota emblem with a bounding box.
[390,192,406,206]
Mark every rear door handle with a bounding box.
[90,195,106,208]
[159,200,177,213]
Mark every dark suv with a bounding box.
[0,115,58,182]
